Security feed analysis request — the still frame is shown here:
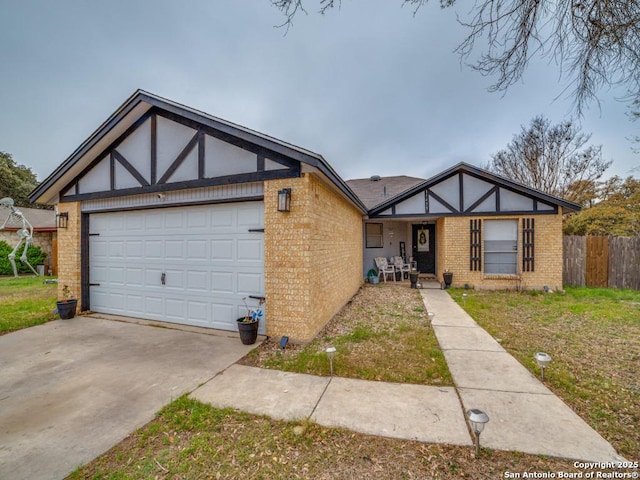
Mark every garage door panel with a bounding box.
[187,271,209,291]
[211,272,234,293]
[108,291,126,309]
[187,240,208,259]
[91,290,108,309]
[237,272,263,295]
[90,265,109,283]
[211,210,233,228]
[89,202,264,331]
[144,269,164,287]
[165,298,186,319]
[107,267,125,285]
[104,214,124,231]
[237,206,262,226]
[211,303,235,327]
[163,269,184,289]
[187,301,208,324]
[127,295,144,314]
[91,240,109,258]
[237,239,263,262]
[142,212,164,230]
[164,211,185,229]
[125,240,144,258]
[125,268,144,286]
[145,240,163,259]
[186,210,208,228]
[165,240,184,259]
[145,296,164,316]
[211,240,233,260]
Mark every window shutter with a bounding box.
[522,218,535,272]
[470,219,482,271]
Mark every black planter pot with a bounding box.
[237,318,259,345]
[443,272,453,289]
[57,299,77,319]
[409,272,419,289]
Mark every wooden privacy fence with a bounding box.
[563,236,640,289]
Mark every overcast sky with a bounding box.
[1,0,638,186]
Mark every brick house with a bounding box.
[30,90,578,342]
[348,165,579,290]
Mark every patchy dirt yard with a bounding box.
[239,283,452,385]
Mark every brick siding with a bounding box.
[264,174,363,342]
[437,212,563,290]
[56,202,82,305]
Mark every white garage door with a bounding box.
[89,202,265,331]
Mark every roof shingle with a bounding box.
[346,175,425,209]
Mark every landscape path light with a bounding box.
[427,311,435,325]
[466,408,489,456]
[534,352,552,380]
[325,345,337,376]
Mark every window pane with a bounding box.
[485,253,518,274]
[484,220,517,274]
[366,223,383,248]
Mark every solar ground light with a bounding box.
[427,311,435,324]
[466,408,489,455]
[534,352,552,380]
[325,345,337,376]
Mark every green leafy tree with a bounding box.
[564,176,640,236]
[0,151,42,208]
[273,1,640,116]
[486,115,611,201]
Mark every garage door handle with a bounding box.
[161,273,166,285]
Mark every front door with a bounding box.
[412,224,436,274]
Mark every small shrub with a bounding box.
[0,240,47,275]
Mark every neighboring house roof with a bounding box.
[1,206,56,231]
[368,162,581,217]
[346,175,426,210]
[29,89,367,212]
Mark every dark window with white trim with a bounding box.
[484,220,518,274]
[365,223,383,248]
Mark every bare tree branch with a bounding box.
[270,0,640,116]
[486,115,611,201]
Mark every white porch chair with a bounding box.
[374,257,396,282]
[393,256,411,280]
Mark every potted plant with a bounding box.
[57,285,78,319]
[409,268,419,289]
[443,270,453,289]
[367,268,379,285]
[236,297,263,345]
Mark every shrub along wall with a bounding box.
[0,240,47,275]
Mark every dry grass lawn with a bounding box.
[449,286,640,461]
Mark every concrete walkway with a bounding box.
[421,289,623,462]
[193,288,625,463]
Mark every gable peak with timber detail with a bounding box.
[368,163,580,217]
[61,108,299,201]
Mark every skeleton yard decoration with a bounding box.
[0,197,39,277]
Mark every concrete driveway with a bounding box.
[0,316,254,480]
